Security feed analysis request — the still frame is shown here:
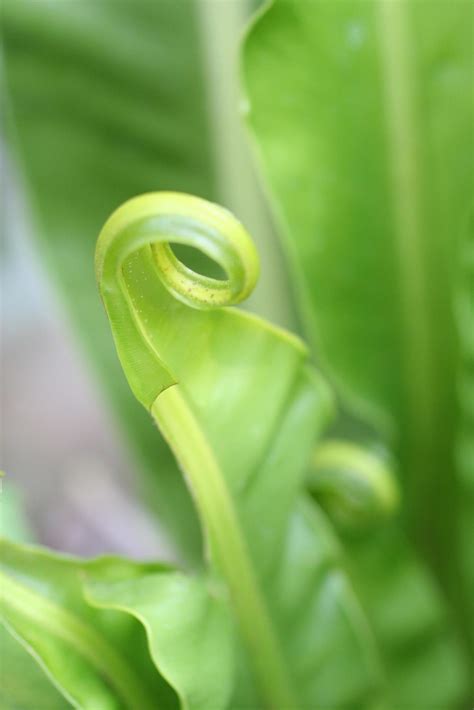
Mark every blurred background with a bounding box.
[1,0,294,560]
[2,155,169,557]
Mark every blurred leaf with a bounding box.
[0,479,33,542]
[1,0,218,562]
[0,623,68,709]
[243,0,473,687]
[307,437,469,707]
[456,216,474,662]
[197,0,298,330]
[342,525,469,708]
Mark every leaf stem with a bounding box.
[152,386,297,710]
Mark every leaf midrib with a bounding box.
[152,385,298,710]
[377,0,436,462]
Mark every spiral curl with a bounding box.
[95,192,260,409]
[96,192,259,310]
[308,440,400,529]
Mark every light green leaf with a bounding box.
[0,623,68,709]
[0,539,178,709]
[1,539,252,710]
[243,0,473,693]
[0,479,33,543]
[1,0,217,562]
[95,192,384,708]
[84,565,235,710]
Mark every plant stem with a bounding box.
[152,385,297,710]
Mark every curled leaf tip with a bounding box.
[96,191,260,311]
[95,192,260,408]
[308,440,400,530]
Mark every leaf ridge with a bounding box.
[377,1,435,462]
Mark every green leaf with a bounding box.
[95,192,385,708]
[456,216,474,663]
[1,526,379,710]
[1,0,217,562]
[84,565,236,710]
[0,623,68,709]
[307,439,470,707]
[243,0,472,573]
[0,479,33,543]
[1,541,238,710]
[0,539,179,709]
[243,0,473,688]
[308,440,400,529]
[343,526,470,709]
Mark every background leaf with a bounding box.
[0,479,33,543]
[1,0,217,562]
[0,623,68,709]
[307,440,470,708]
[456,216,474,671]
[243,0,473,683]
[341,525,469,708]
[1,0,296,564]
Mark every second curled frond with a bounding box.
[308,440,400,530]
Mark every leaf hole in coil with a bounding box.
[170,244,226,280]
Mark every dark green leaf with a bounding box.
[456,216,474,667]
